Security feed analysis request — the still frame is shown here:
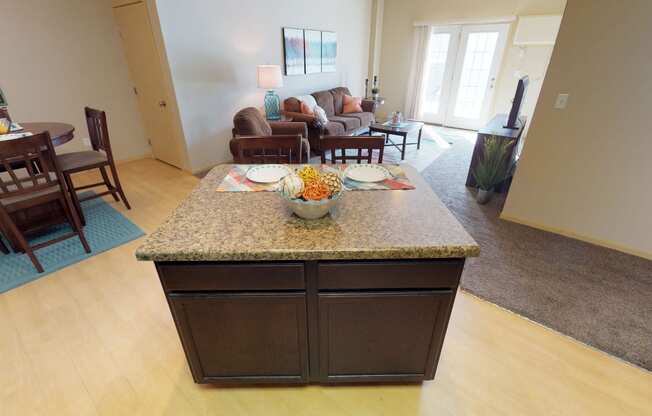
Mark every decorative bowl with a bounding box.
[282,188,343,220]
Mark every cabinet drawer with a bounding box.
[317,259,464,290]
[156,262,305,292]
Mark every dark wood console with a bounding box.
[466,113,527,192]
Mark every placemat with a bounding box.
[216,164,415,192]
[0,132,33,141]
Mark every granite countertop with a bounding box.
[135,164,480,262]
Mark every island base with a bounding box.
[155,258,465,384]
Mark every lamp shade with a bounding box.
[257,65,283,89]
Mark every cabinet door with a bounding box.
[318,291,454,382]
[169,293,309,384]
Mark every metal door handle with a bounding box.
[159,100,167,107]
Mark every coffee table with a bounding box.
[368,120,424,160]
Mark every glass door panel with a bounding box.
[453,32,499,119]
[421,26,460,125]
[446,24,509,130]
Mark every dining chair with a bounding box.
[236,135,303,164]
[0,233,8,254]
[58,107,130,225]
[0,131,91,273]
[320,136,385,164]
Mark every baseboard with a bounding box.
[500,213,652,261]
[115,155,195,173]
[115,154,153,165]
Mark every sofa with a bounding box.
[283,87,377,153]
[230,107,310,162]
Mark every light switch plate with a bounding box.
[554,93,569,109]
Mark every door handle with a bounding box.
[158,100,167,107]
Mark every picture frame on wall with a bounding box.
[321,31,337,73]
[283,28,305,75]
[304,30,322,74]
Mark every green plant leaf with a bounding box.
[472,136,514,190]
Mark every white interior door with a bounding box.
[445,24,509,130]
[114,3,185,168]
[421,26,460,125]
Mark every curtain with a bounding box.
[404,25,432,120]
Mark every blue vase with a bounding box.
[264,90,281,120]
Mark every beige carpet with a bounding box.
[421,131,652,371]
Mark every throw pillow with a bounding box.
[313,105,329,124]
[300,101,315,115]
[342,95,363,113]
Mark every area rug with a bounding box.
[377,125,452,170]
[0,194,144,293]
[421,133,652,371]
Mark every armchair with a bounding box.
[230,107,310,162]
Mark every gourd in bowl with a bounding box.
[282,187,343,219]
[279,167,343,220]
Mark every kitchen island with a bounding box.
[136,164,479,385]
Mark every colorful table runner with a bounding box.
[0,132,33,141]
[216,164,415,192]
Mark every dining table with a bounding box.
[0,122,77,251]
[19,122,75,146]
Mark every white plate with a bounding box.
[246,164,291,183]
[344,164,390,183]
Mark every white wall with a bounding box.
[376,0,566,122]
[490,34,555,122]
[2,0,150,161]
[502,0,652,259]
[155,0,372,173]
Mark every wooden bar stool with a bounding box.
[58,107,130,225]
[320,136,385,164]
[0,131,91,273]
[236,135,303,164]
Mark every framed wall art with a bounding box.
[321,31,337,73]
[283,28,305,75]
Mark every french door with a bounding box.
[421,23,509,130]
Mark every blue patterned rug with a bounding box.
[0,193,144,293]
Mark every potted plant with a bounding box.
[472,136,514,204]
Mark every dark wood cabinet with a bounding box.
[168,293,309,384]
[318,290,454,382]
[156,259,465,385]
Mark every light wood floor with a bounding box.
[1,159,650,416]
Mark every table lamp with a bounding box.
[257,65,283,120]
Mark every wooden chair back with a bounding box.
[320,136,385,164]
[236,135,302,164]
[85,107,115,162]
[0,131,63,202]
